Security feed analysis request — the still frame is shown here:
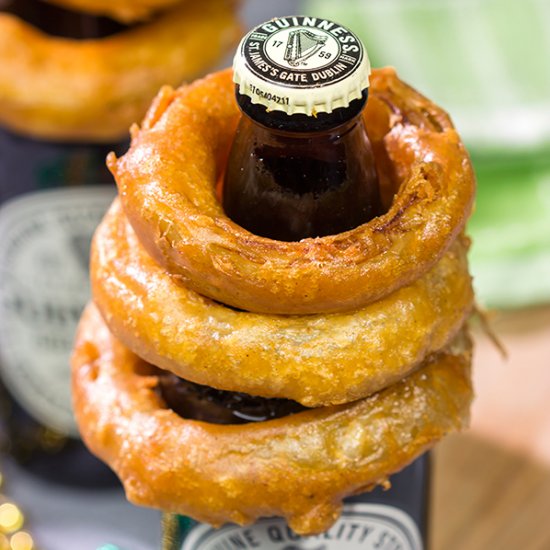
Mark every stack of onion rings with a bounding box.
[74,304,472,534]
[0,0,240,141]
[73,67,476,534]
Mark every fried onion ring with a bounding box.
[45,0,184,23]
[109,68,476,314]
[91,198,474,406]
[72,303,473,535]
[0,0,240,141]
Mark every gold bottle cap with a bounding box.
[233,15,371,116]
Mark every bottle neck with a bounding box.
[222,92,381,242]
[239,109,365,144]
[235,110,368,196]
[236,89,369,133]
[1,0,131,39]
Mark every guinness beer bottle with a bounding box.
[161,15,429,550]
[0,0,129,486]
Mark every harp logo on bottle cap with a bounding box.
[233,16,371,116]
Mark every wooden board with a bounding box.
[432,434,550,550]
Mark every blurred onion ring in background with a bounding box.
[109,68,476,314]
[0,0,240,141]
[91,199,474,406]
[45,0,185,22]
[72,304,473,535]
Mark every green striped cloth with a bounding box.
[306,0,550,308]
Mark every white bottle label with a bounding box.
[182,504,422,550]
[0,187,116,436]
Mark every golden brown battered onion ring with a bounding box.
[0,0,240,141]
[92,199,474,406]
[72,303,473,535]
[109,67,476,314]
[45,0,184,23]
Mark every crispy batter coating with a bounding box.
[45,0,184,22]
[91,199,474,406]
[72,304,473,535]
[0,0,240,141]
[109,68,476,314]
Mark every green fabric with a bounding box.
[305,0,550,150]
[306,0,550,308]
[468,152,550,308]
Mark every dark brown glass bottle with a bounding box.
[0,0,129,487]
[223,91,380,241]
[165,15,428,550]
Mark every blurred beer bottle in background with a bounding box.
[0,0,131,486]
